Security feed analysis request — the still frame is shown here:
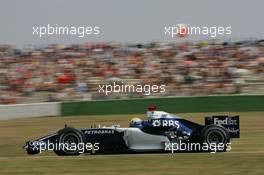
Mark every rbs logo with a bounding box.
[152,119,180,128]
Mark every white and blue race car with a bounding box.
[24,107,240,155]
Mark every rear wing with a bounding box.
[205,115,240,138]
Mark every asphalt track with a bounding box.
[0,112,263,175]
[0,150,264,159]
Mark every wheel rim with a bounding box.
[60,132,81,154]
[206,130,225,144]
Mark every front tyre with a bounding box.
[54,127,86,156]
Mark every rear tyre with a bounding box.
[54,127,86,156]
[200,124,230,152]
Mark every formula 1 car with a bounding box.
[24,111,240,155]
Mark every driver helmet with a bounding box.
[129,117,143,127]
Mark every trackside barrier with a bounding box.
[0,95,264,119]
[0,102,60,120]
[61,95,264,116]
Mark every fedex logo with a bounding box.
[214,118,237,125]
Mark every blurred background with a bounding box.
[0,40,264,104]
[0,0,264,104]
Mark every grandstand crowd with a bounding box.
[0,40,264,104]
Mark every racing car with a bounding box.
[24,106,240,155]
